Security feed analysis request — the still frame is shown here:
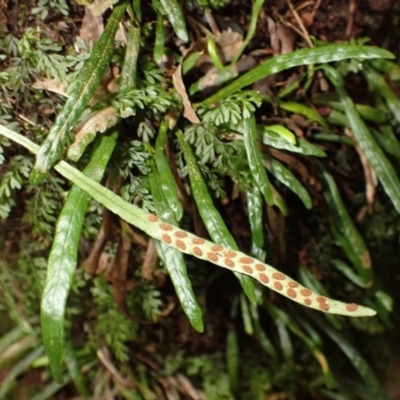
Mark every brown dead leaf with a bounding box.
[165,110,180,130]
[32,78,68,97]
[267,17,280,55]
[91,0,119,17]
[193,28,243,70]
[157,377,180,400]
[73,106,118,138]
[214,28,243,63]
[176,374,201,400]
[33,72,113,108]
[57,21,68,32]
[317,70,329,92]
[276,23,296,54]
[268,17,296,55]
[68,106,119,160]
[193,65,239,93]
[236,55,257,73]
[172,64,200,124]
[80,0,104,48]
[107,66,121,93]
[253,75,276,96]
[299,11,313,27]
[97,347,136,389]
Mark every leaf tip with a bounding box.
[178,30,189,43]
[52,369,65,385]
[192,320,204,333]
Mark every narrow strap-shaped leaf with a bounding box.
[329,218,370,289]
[263,124,296,145]
[0,336,36,369]
[207,37,224,70]
[0,125,379,317]
[324,65,400,214]
[202,45,394,106]
[231,0,265,64]
[330,258,367,289]
[29,374,70,400]
[246,185,266,291]
[363,66,400,124]
[0,346,44,400]
[262,127,327,157]
[156,241,204,330]
[322,169,373,287]
[374,291,393,327]
[275,315,293,361]
[370,58,400,81]
[267,304,335,384]
[370,125,400,160]
[0,324,32,356]
[295,318,336,386]
[271,184,288,216]
[183,51,204,74]
[246,184,264,249]
[327,109,353,128]
[313,97,389,123]
[240,115,274,205]
[41,133,117,384]
[158,0,188,42]
[263,154,312,209]
[249,304,277,358]
[155,121,183,221]
[68,15,139,163]
[313,132,355,146]
[153,12,165,65]
[226,330,239,394]
[132,0,142,22]
[64,338,90,396]
[120,20,140,89]
[308,312,390,400]
[148,161,203,332]
[176,130,258,305]
[240,293,254,335]
[279,101,329,129]
[0,276,32,332]
[29,2,127,185]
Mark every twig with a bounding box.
[204,9,220,35]
[346,0,356,38]
[97,347,136,389]
[286,0,313,47]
